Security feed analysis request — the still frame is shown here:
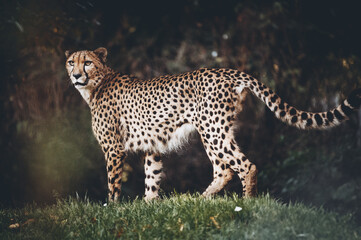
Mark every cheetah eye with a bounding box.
[68,60,74,66]
[84,61,92,66]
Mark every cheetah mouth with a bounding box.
[74,78,89,87]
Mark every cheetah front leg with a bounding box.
[105,148,126,202]
[144,153,163,201]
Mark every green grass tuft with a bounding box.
[1,194,360,239]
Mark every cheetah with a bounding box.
[65,47,361,201]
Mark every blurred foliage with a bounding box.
[258,130,361,219]
[0,0,361,223]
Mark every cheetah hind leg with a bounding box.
[224,149,258,197]
[200,136,258,197]
[200,138,234,197]
[202,166,234,197]
[245,164,257,197]
[201,159,258,197]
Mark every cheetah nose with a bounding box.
[73,73,82,79]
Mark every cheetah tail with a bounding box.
[238,77,361,130]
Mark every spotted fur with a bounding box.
[65,48,361,201]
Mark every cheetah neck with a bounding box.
[78,87,92,104]
[80,67,116,106]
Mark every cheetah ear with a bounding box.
[93,47,107,63]
[65,50,72,58]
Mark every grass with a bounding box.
[0,194,360,240]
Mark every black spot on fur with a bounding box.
[326,111,334,122]
[291,116,298,123]
[279,100,285,110]
[314,114,323,126]
[301,112,308,120]
[334,109,344,121]
[341,103,353,116]
[270,95,278,103]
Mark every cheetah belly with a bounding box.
[124,123,196,154]
[164,123,196,152]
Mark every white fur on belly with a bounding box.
[163,123,196,153]
[124,123,196,154]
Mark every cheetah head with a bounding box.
[65,47,108,90]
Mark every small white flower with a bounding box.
[234,206,242,212]
[211,51,218,58]
[103,203,107,207]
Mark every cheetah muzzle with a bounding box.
[65,47,361,202]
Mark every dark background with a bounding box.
[1,0,361,222]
